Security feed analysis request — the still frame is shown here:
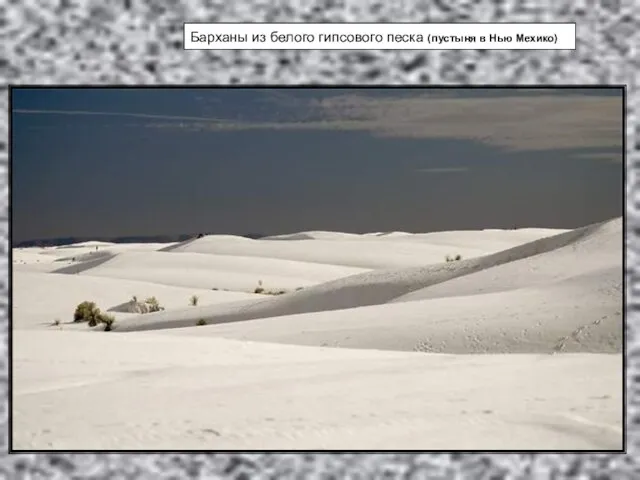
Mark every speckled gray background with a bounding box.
[1,0,638,477]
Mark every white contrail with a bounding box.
[13,108,228,123]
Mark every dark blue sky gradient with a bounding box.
[12,88,623,242]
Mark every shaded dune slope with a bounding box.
[157,237,199,252]
[263,231,361,241]
[52,251,117,274]
[163,266,622,354]
[114,218,620,336]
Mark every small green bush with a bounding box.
[196,318,207,326]
[73,301,116,329]
[74,301,100,323]
[190,295,199,306]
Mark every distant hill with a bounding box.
[14,233,267,248]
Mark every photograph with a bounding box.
[11,87,623,450]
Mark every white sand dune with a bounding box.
[165,266,621,354]
[13,242,177,273]
[263,230,362,240]
[13,271,258,330]
[13,330,621,450]
[112,219,617,333]
[157,235,249,253]
[395,218,620,301]
[12,217,623,450]
[26,241,175,258]
[51,250,369,293]
[12,250,57,267]
[370,231,413,237]
[165,231,552,269]
[54,240,118,249]
[375,227,570,248]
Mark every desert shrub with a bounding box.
[455,254,462,261]
[190,295,199,306]
[144,296,164,312]
[254,280,264,294]
[98,313,115,331]
[74,301,100,323]
[196,318,207,326]
[51,319,60,327]
[73,300,116,328]
[446,254,463,263]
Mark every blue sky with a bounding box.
[12,88,622,242]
